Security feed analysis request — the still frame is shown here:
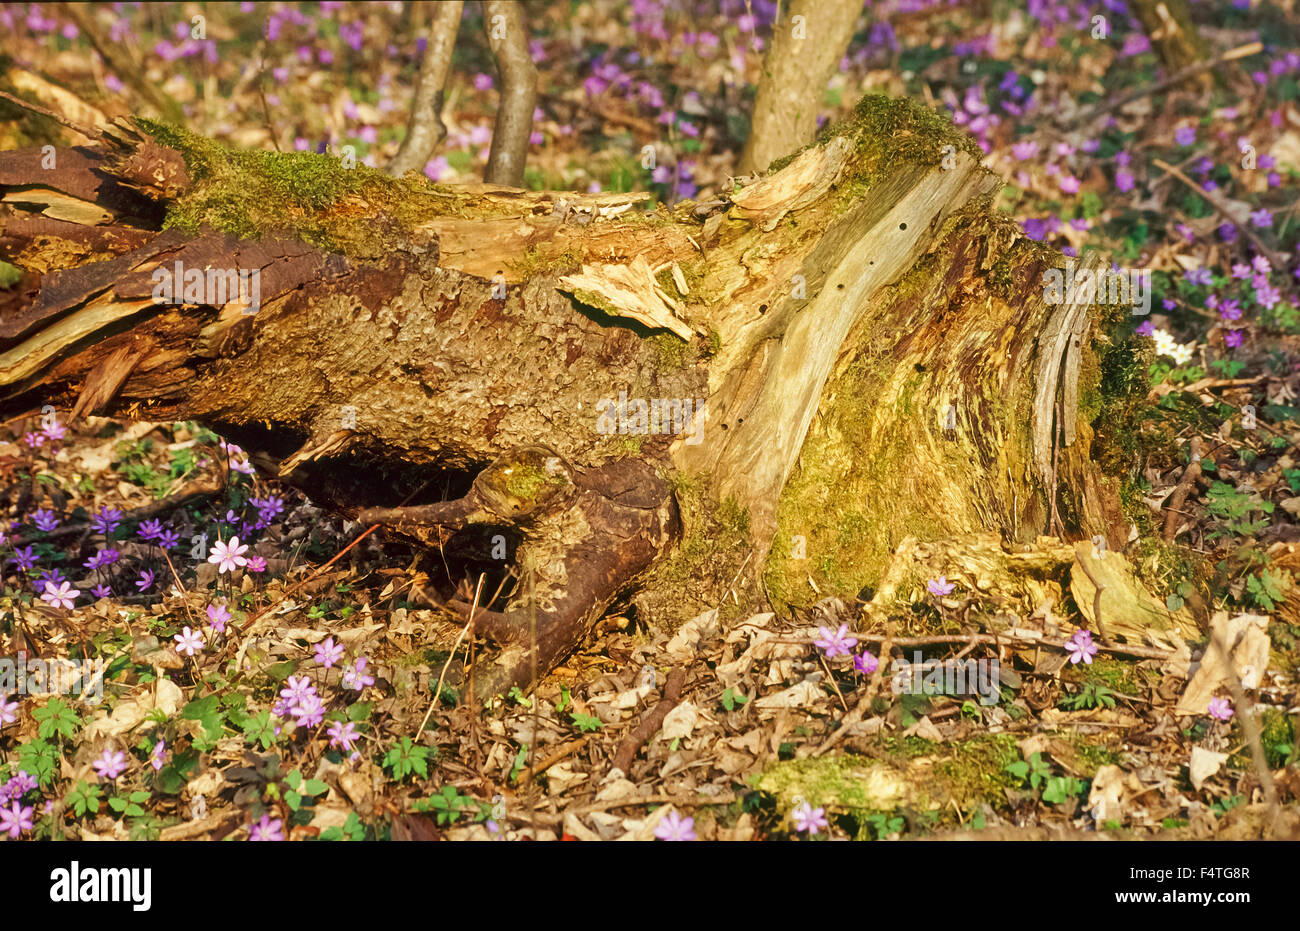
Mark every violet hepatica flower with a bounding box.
[156,528,181,550]
[249,813,284,841]
[1066,629,1098,665]
[174,626,205,657]
[208,536,249,573]
[791,801,829,835]
[91,506,123,534]
[290,693,325,729]
[854,650,879,676]
[280,675,316,705]
[314,637,344,668]
[0,802,34,839]
[0,696,18,727]
[10,546,37,571]
[814,624,858,659]
[92,748,128,781]
[31,509,59,533]
[1224,329,1244,349]
[83,547,120,570]
[40,581,79,610]
[205,603,231,633]
[927,576,956,597]
[327,720,360,751]
[150,739,167,771]
[90,584,112,599]
[1208,696,1234,721]
[245,555,267,573]
[654,809,697,841]
[342,656,375,691]
[137,518,163,542]
[1174,125,1196,146]
[135,569,155,592]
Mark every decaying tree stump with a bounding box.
[0,95,1141,694]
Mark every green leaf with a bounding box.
[16,739,59,785]
[570,712,604,733]
[303,779,328,797]
[33,697,81,740]
[181,695,226,748]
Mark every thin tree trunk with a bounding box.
[482,0,537,187]
[387,1,464,178]
[737,0,863,174]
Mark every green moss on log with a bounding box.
[136,117,508,259]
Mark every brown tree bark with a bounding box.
[0,95,1129,694]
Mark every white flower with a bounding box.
[208,536,249,573]
[1151,328,1194,365]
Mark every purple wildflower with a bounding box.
[927,576,956,597]
[813,624,858,659]
[249,813,284,841]
[91,507,123,534]
[654,809,697,841]
[314,637,344,668]
[92,748,128,781]
[791,801,829,835]
[1065,629,1098,665]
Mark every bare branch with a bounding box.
[387,1,465,178]
[482,0,537,187]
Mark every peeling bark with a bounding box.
[0,95,1131,693]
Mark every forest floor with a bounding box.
[2,0,1300,841]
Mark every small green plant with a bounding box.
[33,698,81,741]
[1060,683,1118,711]
[1005,751,1053,789]
[865,812,905,839]
[507,686,533,708]
[320,811,367,841]
[720,688,749,712]
[555,685,572,713]
[14,743,57,785]
[283,769,329,814]
[1204,481,1273,538]
[382,736,433,781]
[65,780,103,817]
[509,744,528,784]
[571,712,604,733]
[1211,794,1244,817]
[415,785,476,825]
[1042,775,1086,804]
[108,790,152,819]
[1246,568,1291,611]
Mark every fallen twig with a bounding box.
[1064,41,1262,127]
[1153,157,1287,269]
[609,667,687,775]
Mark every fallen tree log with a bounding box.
[0,95,1142,695]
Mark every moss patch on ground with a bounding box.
[757,733,1022,837]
